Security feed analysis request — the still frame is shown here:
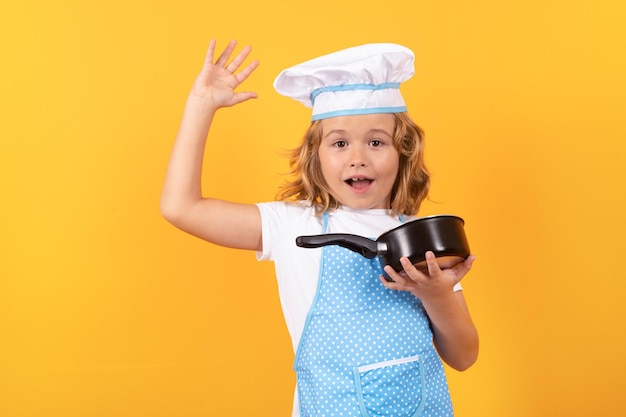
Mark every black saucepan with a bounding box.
[295,214,470,274]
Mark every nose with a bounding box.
[349,147,367,167]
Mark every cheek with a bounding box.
[318,157,330,179]
[317,164,336,191]
[318,154,341,180]
[383,156,400,181]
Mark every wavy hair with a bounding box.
[276,112,430,216]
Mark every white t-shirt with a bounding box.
[255,201,461,352]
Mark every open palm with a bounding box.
[189,39,259,109]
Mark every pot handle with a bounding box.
[295,233,383,259]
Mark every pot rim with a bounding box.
[378,214,465,239]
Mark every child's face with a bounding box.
[318,113,399,210]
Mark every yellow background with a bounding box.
[2,0,625,416]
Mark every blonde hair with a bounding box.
[276,112,430,216]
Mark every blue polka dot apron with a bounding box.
[294,213,453,417]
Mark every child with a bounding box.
[161,39,479,417]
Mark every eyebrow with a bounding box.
[323,128,393,140]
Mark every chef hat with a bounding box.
[273,43,415,121]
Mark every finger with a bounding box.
[234,59,260,84]
[215,39,237,67]
[202,39,217,70]
[380,266,420,293]
[453,254,476,277]
[386,258,425,286]
[399,256,430,283]
[379,274,407,291]
[232,90,258,104]
[424,251,442,277]
[226,44,253,73]
[383,264,408,284]
[399,256,417,278]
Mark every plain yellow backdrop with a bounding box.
[1,0,625,416]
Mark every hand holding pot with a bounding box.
[381,251,476,301]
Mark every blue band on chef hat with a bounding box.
[310,82,402,105]
[311,106,408,121]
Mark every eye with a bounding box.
[370,139,383,147]
[333,140,347,148]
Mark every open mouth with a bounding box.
[345,177,373,191]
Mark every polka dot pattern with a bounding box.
[295,245,453,416]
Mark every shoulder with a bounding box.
[256,201,316,221]
[256,201,324,237]
[256,201,323,260]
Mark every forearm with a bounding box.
[422,292,479,371]
[160,97,217,221]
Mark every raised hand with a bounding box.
[189,39,259,109]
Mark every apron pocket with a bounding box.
[352,355,426,417]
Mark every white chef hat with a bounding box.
[273,43,415,121]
